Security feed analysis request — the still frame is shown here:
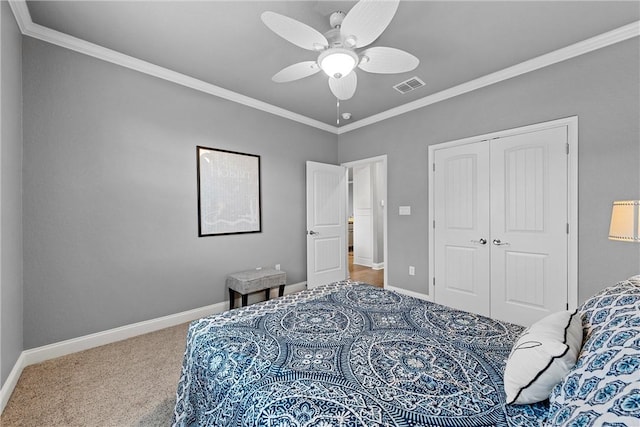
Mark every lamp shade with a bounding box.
[609,200,640,242]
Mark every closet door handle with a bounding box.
[471,238,487,245]
[493,239,510,246]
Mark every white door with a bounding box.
[433,126,569,326]
[434,141,491,316]
[353,164,373,267]
[490,127,568,325]
[306,161,348,289]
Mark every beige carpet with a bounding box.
[1,323,189,426]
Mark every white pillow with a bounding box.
[504,310,583,404]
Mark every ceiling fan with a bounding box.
[261,0,419,101]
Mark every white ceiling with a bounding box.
[21,1,640,131]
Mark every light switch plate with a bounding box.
[399,206,411,215]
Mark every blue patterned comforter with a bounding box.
[173,282,549,426]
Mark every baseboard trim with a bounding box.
[0,353,26,413]
[372,262,384,270]
[21,302,227,368]
[385,284,432,302]
[0,281,307,414]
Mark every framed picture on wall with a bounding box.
[197,146,261,236]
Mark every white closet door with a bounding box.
[434,141,491,316]
[490,127,568,325]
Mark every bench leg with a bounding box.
[241,294,248,307]
[279,284,285,297]
[265,288,270,301]
[229,288,235,310]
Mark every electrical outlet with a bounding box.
[275,264,281,271]
[409,266,415,276]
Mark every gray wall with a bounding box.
[1,1,24,387]
[339,38,640,303]
[22,37,337,349]
[9,8,640,361]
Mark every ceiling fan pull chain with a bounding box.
[336,98,340,125]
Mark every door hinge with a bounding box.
[433,220,435,229]
[566,144,570,155]
[566,223,570,234]
[566,303,569,310]
[433,277,436,287]
[432,163,436,172]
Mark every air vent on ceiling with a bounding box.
[393,76,425,94]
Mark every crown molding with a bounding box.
[7,0,30,33]
[338,20,640,134]
[7,0,339,134]
[8,1,638,136]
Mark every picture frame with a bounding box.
[197,146,261,236]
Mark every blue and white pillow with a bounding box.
[546,275,640,426]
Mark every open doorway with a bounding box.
[343,156,387,288]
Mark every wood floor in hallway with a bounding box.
[348,252,384,287]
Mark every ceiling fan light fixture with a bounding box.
[318,48,358,79]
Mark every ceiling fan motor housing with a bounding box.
[324,28,344,48]
[326,11,358,49]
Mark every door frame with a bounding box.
[428,116,579,309]
[342,155,388,288]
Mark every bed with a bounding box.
[172,281,551,426]
[174,276,640,426]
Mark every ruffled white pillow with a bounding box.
[504,310,583,404]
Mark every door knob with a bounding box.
[471,238,487,245]
[493,239,510,246]
[308,230,319,235]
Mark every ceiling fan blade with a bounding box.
[272,61,321,83]
[328,72,357,100]
[261,11,328,51]
[340,0,400,48]
[358,47,419,74]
